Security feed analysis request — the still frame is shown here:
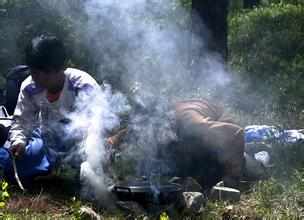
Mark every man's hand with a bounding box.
[106,128,128,148]
[10,143,26,158]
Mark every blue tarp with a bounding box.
[245,125,304,144]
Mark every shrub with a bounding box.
[229,3,304,123]
[0,180,9,209]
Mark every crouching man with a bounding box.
[167,99,244,189]
[0,35,100,182]
[113,99,245,189]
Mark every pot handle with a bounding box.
[113,186,131,193]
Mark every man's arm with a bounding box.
[107,128,128,149]
[9,84,38,156]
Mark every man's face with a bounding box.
[30,68,63,91]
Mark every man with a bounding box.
[166,99,245,188]
[0,35,100,181]
[113,99,245,189]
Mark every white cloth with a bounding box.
[254,151,271,167]
[245,125,304,144]
[9,68,100,147]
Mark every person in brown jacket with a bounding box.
[108,99,245,189]
[171,99,245,188]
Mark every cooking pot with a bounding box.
[112,179,182,205]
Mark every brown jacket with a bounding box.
[173,100,244,188]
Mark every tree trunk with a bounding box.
[243,0,260,8]
[191,0,229,59]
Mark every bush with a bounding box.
[0,180,9,209]
[229,3,304,123]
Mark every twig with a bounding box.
[12,156,26,192]
[31,187,43,204]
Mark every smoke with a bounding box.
[72,0,231,99]
[64,84,130,204]
[37,0,235,202]
[77,0,232,175]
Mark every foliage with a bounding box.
[252,178,284,209]
[229,3,304,123]
[251,172,304,219]
[229,0,245,14]
[0,180,9,209]
[270,142,304,178]
[229,0,304,14]
[262,0,304,5]
[197,172,304,219]
[70,197,83,220]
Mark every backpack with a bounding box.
[0,66,29,146]
[5,65,30,115]
[0,106,12,146]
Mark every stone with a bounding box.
[244,153,269,181]
[79,206,102,220]
[180,192,206,214]
[210,186,240,202]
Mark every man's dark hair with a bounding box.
[25,35,66,72]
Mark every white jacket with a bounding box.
[9,68,100,147]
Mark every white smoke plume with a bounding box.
[78,0,232,176]
[64,84,130,203]
[38,0,234,202]
[77,0,232,101]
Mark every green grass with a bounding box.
[1,139,304,219]
[1,172,303,220]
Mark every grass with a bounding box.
[0,170,303,220]
[1,134,304,219]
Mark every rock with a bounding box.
[210,186,240,202]
[254,151,272,167]
[79,206,102,220]
[116,201,146,216]
[222,205,234,220]
[180,192,206,214]
[244,153,269,181]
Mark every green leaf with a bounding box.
[0,202,5,208]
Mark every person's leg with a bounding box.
[17,136,51,178]
[176,109,245,188]
[0,147,11,177]
[214,124,245,188]
[0,130,53,181]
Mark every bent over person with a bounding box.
[0,35,100,182]
[170,99,244,188]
